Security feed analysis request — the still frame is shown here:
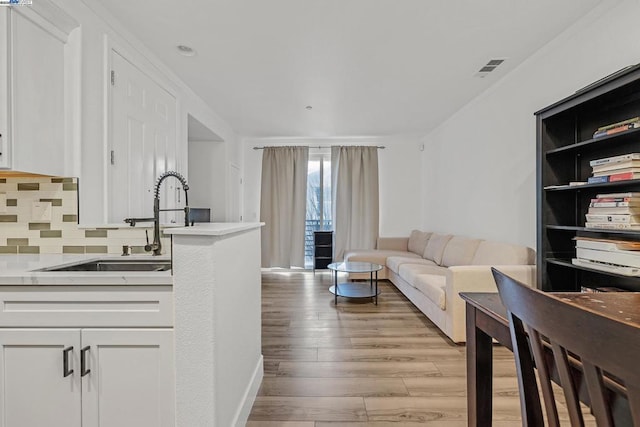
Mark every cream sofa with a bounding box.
[344,231,536,343]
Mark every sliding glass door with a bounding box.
[305,152,332,268]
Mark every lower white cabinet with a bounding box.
[0,286,175,427]
[0,328,174,427]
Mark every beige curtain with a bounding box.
[331,146,379,261]
[260,146,309,268]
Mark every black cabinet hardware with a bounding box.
[63,346,74,377]
[81,346,91,376]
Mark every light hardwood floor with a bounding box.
[247,270,526,426]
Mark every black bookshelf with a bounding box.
[536,64,640,292]
[313,231,333,271]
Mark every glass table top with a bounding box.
[327,261,383,273]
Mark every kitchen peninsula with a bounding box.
[0,222,263,427]
[164,222,264,427]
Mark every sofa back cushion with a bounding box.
[441,236,483,267]
[422,233,453,265]
[407,230,432,255]
[471,240,536,265]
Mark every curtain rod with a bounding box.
[253,145,385,150]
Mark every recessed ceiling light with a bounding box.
[305,106,313,110]
[177,45,196,57]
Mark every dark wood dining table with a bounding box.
[460,291,640,427]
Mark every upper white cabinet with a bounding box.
[108,48,181,224]
[0,3,78,175]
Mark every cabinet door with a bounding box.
[9,8,67,175]
[0,9,9,169]
[81,328,175,427]
[0,329,82,427]
[109,50,179,224]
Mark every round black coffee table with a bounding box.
[327,261,383,305]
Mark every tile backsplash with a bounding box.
[0,176,168,255]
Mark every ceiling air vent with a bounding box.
[475,58,505,78]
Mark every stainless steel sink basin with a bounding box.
[39,259,171,272]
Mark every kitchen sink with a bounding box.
[38,259,171,272]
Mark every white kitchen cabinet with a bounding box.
[0,3,78,175]
[0,329,82,427]
[81,329,175,427]
[0,286,175,427]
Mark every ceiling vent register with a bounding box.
[475,58,505,78]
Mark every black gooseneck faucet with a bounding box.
[124,171,190,256]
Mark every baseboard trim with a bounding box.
[233,354,264,427]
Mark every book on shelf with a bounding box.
[589,201,640,207]
[587,206,640,214]
[588,171,640,182]
[574,237,640,251]
[585,214,640,223]
[596,192,640,198]
[590,153,640,167]
[597,116,640,131]
[593,122,640,138]
[576,246,640,267]
[572,258,640,276]
[585,221,640,229]
[587,176,610,184]
[593,167,640,177]
[592,160,640,173]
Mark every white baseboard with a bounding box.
[233,355,264,427]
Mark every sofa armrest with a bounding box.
[377,237,409,251]
[444,265,536,342]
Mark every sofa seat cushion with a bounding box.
[399,263,447,286]
[413,274,447,310]
[345,250,416,267]
[386,256,435,274]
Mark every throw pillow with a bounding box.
[407,230,432,255]
[423,233,453,265]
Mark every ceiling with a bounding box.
[94,0,605,139]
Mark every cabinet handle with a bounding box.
[81,346,91,376]
[63,346,74,377]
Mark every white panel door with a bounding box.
[0,329,81,427]
[109,51,178,223]
[81,328,175,427]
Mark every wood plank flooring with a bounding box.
[247,271,586,426]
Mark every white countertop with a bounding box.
[163,222,264,236]
[0,254,173,286]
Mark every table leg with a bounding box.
[334,270,338,305]
[466,303,493,427]
[374,271,378,305]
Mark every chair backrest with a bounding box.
[491,268,640,427]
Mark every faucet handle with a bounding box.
[144,229,152,252]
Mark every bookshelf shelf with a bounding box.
[546,258,640,281]
[537,64,640,292]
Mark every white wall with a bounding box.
[188,140,227,221]
[421,0,637,249]
[243,136,423,237]
[50,0,238,225]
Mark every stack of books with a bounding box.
[572,237,640,276]
[587,153,640,183]
[585,192,640,229]
[593,117,640,138]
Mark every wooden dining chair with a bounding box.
[491,267,640,427]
